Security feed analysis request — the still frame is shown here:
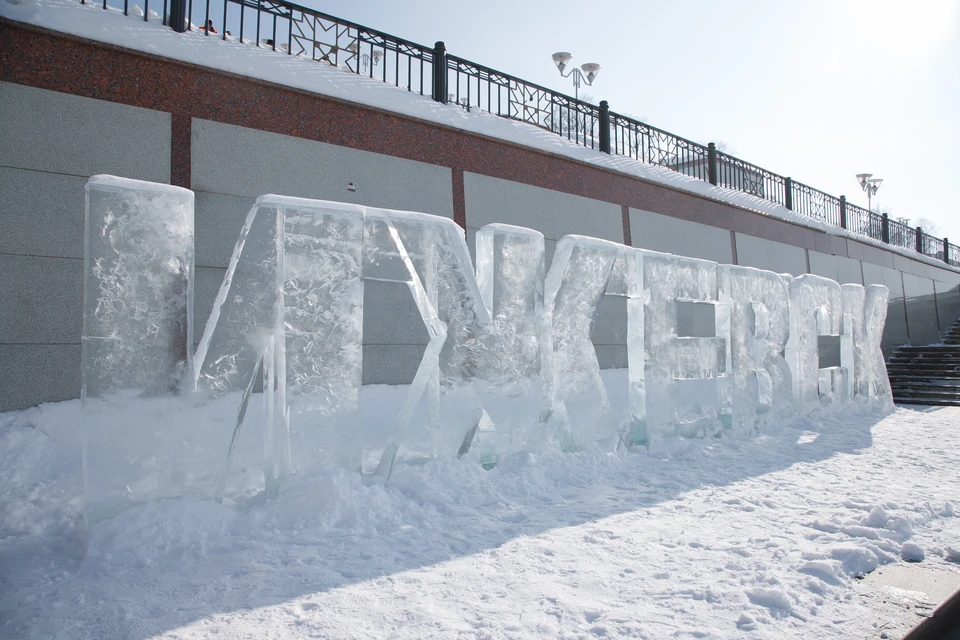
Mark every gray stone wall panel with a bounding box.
[0,345,81,411]
[0,168,86,259]
[192,119,454,218]
[628,208,733,264]
[733,233,807,276]
[0,81,170,181]
[0,255,81,345]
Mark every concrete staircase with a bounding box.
[887,317,960,406]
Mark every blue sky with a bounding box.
[314,0,960,242]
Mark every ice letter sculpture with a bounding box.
[195,196,364,495]
[543,236,631,451]
[719,266,792,433]
[786,274,852,409]
[471,224,546,461]
[80,177,897,515]
[843,284,894,406]
[362,209,452,480]
[369,215,545,476]
[633,250,731,447]
[82,176,194,520]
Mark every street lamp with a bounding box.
[551,52,600,100]
[856,173,883,212]
[347,42,382,74]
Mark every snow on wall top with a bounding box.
[1,0,955,274]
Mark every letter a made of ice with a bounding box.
[194,196,364,497]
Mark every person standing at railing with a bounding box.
[203,19,216,34]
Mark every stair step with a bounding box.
[885,317,960,402]
[892,351,960,357]
[892,391,960,401]
[893,384,960,389]
[889,384,960,390]
[887,360,960,371]
[894,399,960,407]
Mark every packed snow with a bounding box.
[2,394,959,638]
[0,0,956,275]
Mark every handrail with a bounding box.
[80,0,960,269]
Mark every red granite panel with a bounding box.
[451,168,466,230]
[621,205,631,246]
[170,113,191,189]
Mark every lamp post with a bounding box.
[551,52,600,100]
[856,173,883,212]
[347,42,382,74]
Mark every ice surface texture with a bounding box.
[81,178,894,513]
[843,284,894,407]
[195,196,365,493]
[786,275,850,410]
[635,250,731,447]
[83,176,194,398]
[544,236,626,451]
[82,176,194,521]
[719,266,792,434]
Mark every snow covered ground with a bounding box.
[2,4,960,638]
[2,390,959,639]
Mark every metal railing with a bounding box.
[845,202,881,240]
[81,0,959,269]
[610,113,710,181]
[920,235,945,262]
[791,181,842,226]
[717,151,787,206]
[888,218,916,252]
[444,55,601,149]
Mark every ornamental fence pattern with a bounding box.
[82,0,959,268]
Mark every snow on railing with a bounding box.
[80,0,959,269]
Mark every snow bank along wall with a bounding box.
[2,18,960,412]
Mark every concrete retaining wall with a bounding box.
[2,72,960,411]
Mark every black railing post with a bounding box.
[881,213,890,243]
[599,100,610,154]
[944,238,950,264]
[169,0,187,32]
[916,227,923,254]
[839,195,847,229]
[784,177,793,210]
[707,142,718,185]
[432,41,447,104]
